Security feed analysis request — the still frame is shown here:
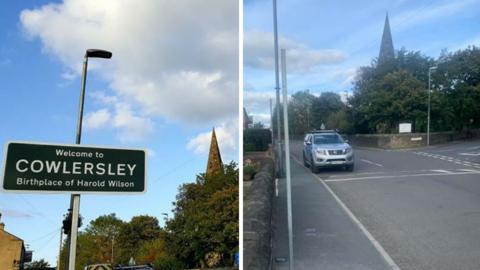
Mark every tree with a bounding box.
[165,162,238,268]
[117,215,162,262]
[311,92,344,130]
[287,90,315,134]
[326,110,353,133]
[252,122,265,128]
[60,214,125,270]
[24,259,50,269]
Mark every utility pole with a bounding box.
[281,48,294,270]
[270,98,274,145]
[427,66,437,146]
[272,0,283,177]
[57,227,63,270]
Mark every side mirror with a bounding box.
[306,141,312,145]
[345,139,349,143]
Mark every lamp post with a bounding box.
[67,49,112,270]
[272,0,283,177]
[427,66,437,146]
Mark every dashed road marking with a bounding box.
[360,159,384,167]
[413,151,480,168]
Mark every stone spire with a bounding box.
[378,13,395,64]
[206,128,223,176]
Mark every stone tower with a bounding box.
[206,128,224,176]
[378,13,395,64]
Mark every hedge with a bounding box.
[244,128,271,152]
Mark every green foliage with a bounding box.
[326,110,353,133]
[24,259,50,269]
[350,46,480,133]
[252,122,265,128]
[117,215,162,262]
[244,128,271,151]
[59,162,238,270]
[287,90,316,134]
[165,163,239,268]
[154,256,185,270]
[311,92,344,129]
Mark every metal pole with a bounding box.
[281,49,294,270]
[427,69,431,146]
[273,0,283,176]
[67,54,88,270]
[57,227,63,270]
[270,98,274,145]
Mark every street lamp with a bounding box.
[67,49,112,270]
[427,66,437,146]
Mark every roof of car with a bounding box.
[308,129,338,134]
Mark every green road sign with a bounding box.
[1,142,146,193]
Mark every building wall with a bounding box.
[0,225,24,270]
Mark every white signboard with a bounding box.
[399,123,412,133]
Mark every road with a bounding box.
[271,139,480,270]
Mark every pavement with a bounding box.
[271,139,480,270]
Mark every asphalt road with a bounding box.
[271,139,480,270]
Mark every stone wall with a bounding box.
[347,129,480,149]
[243,161,275,270]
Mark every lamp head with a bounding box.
[86,49,112,59]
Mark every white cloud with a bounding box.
[84,108,111,129]
[250,113,271,127]
[243,90,276,114]
[111,103,154,143]
[85,93,154,142]
[61,70,76,81]
[187,120,238,159]
[244,30,346,72]
[392,0,477,31]
[20,0,238,128]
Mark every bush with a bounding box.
[243,164,256,181]
[154,257,185,270]
[244,128,271,152]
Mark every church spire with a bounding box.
[378,13,395,64]
[206,128,223,176]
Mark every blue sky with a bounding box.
[0,0,238,265]
[244,0,480,125]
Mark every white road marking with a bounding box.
[289,154,401,268]
[413,151,480,168]
[290,157,401,270]
[324,171,480,183]
[458,169,480,173]
[360,159,384,167]
[432,169,453,174]
[275,178,279,197]
[459,152,480,156]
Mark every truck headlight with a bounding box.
[315,149,327,156]
[345,147,352,154]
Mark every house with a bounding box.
[0,218,27,270]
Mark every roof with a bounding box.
[206,128,224,176]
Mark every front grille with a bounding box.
[328,149,344,155]
[327,158,346,162]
